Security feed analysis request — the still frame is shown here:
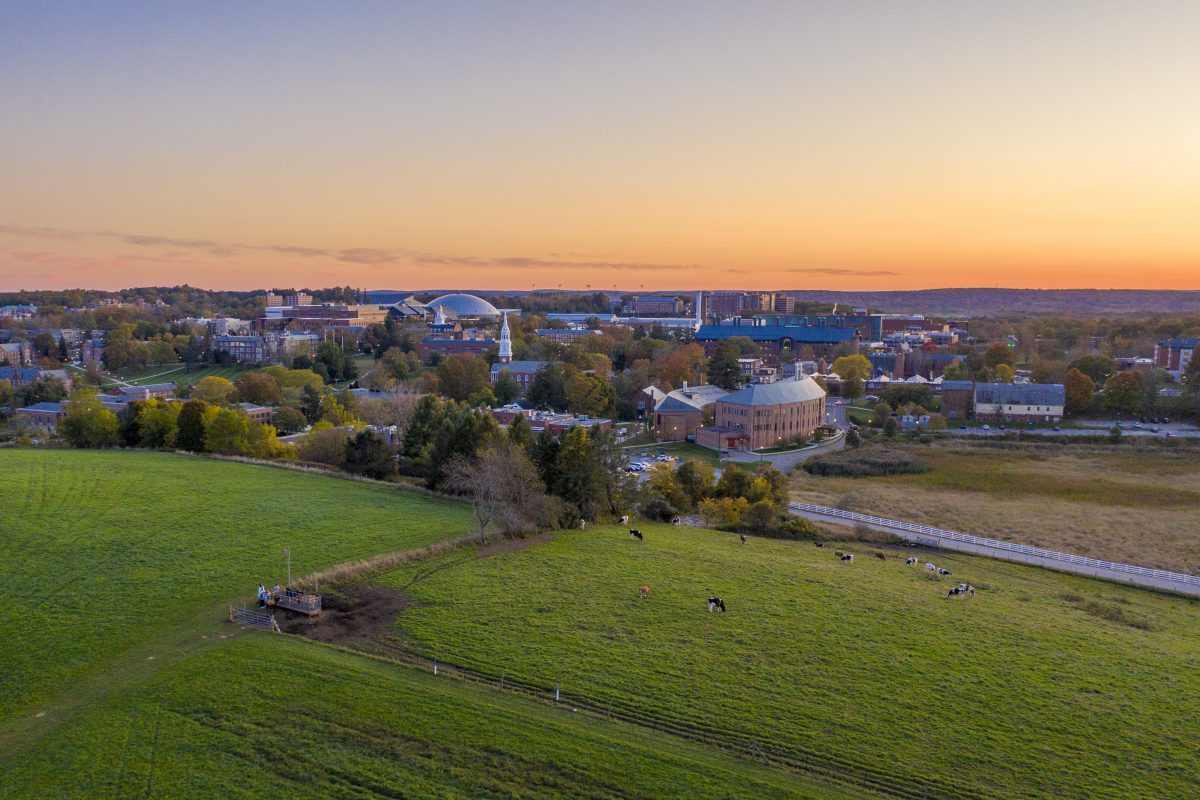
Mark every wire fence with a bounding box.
[359,644,988,800]
[789,502,1200,596]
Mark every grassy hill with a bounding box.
[0,449,474,727]
[0,450,851,799]
[378,524,1200,800]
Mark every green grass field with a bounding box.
[0,449,474,728]
[380,524,1200,800]
[1,634,855,800]
[0,450,853,799]
[114,363,253,387]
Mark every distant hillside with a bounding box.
[779,288,1200,316]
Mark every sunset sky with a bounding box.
[2,1,1199,292]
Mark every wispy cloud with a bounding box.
[1,222,705,274]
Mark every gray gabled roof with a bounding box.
[974,382,1065,406]
[718,376,826,407]
[654,385,728,413]
[491,360,547,375]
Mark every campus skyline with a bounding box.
[3,1,1200,292]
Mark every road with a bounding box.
[789,501,1200,596]
[823,398,848,429]
[943,420,1200,439]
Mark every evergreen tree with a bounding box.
[176,399,214,452]
[493,369,521,405]
[344,430,397,480]
[507,412,536,455]
[300,384,324,423]
[707,340,743,391]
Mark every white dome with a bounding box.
[425,293,501,318]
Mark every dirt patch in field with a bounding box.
[277,584,413,651]
[476,533,554,559]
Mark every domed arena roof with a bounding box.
[425,293,501,318]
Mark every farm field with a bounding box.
[379,524,1200,800]
[1,449,854,799]
[0,635,855,800]
[0,449,474,731]
[792,442,1200,573]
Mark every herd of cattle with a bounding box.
[612,518,978,611]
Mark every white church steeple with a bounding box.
[498,311,513,364]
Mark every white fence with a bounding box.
[788,501,1200,597]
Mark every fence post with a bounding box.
[433,657,438,676]
[555,682,560,703]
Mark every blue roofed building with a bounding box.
[695,323,858,364]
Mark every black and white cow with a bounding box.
[579,519,587,530]
[937,567,952,577]
[906,556,919,567]
[707,596,726,613]
[671,516,681,526]
[618,515,630,525]
[947,583,976,598]
[629,529,643,541]
[840,553,854,563]
[739,534,747,544]
[925,562,937,573]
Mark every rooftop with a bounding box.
[974,382,1066,405]
[696,324,857,343]
[718,376,826,407]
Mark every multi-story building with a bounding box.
[112,382,176,400]
[633,295,684,316]
[629,385,667,420]
[973,382,1065,424]
[261,303,387,329]
[939,380,975,420]
[213,335,267,363]
[0,341,32,367]
[773,295,796,314]
[695,322,859,364]
[704,291,745,318]
[0,367,74,392]
[696,374,827,451]
[536,328,602,344]
[237,402,274,425]
[264,290,313,306]
[489,360,547,396]
[653,384,729,441]
[773,314,884,342]
[1153,338,1198,379]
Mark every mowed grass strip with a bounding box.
[0,449,474,726]
[384,524,1200,800]
[792,444,1200,572]
[0,634,860,800]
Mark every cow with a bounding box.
[639,585,651,599]
[618,515,630,525]
[840,553,854,563]
[707,596,726,613]
[925,562,937,573]
[671,516,681,526]
[739,534,747,544]
[579,519,587,530]
[814,541,824,548]
[906,556,918,567]
[629,529,643,541]
[835,550,845,558]
[947,584,975,598]
[874,551,886,561]
[937,567,952,577]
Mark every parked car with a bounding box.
[1052,425,1061,431]
[981,424,991,431]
